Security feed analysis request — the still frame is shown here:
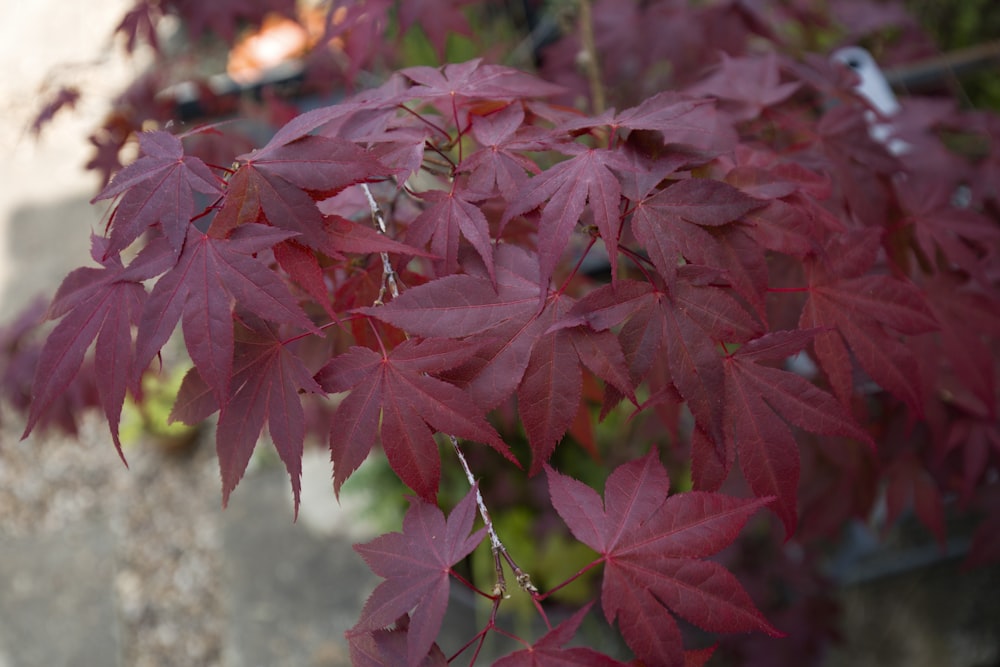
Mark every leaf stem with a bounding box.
[280,317,352,346]
[619,244,657,284]
[423,140,458,171]
[555,234,598,296]
[452,94,464,165]
[396,102,452,141]
[449,569,495,600]
[535,557,604,600]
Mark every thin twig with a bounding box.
[577,0,605,115]
[361,183,399,303]
[363,182,537,600]
[450,435,538,596]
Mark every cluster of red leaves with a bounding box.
[8,0,1000,664]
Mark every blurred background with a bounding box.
[1,1,999,666]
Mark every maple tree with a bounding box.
[5,0,1000,665]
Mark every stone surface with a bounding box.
[0,520,119,667]
[221,463,372,667]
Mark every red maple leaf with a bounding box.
[348,614,449,667]
[400,59,564,103]
[23,236,175,459]
[940,415,1000,507]
[630,177,768,313]
[923,272,1000,420]
[502,146,631,292]
[273,239,338,320]
[113,1,161,53]
[561,276,762,459]
[315,338,513,500]
[30,86,81,136]
[896,174,1000,290]
[133,224,318,403]
[493,603,627,667]
[800,229,938,414]
[460,103,547,202]
[349,489,486,667]
[211,134,389,251]
[721,330,875,534]
[632,177,766,277]
[364,245,633,472]
[614,90,737,153]
[168,316,323,514]
[271,214,431,324]
[93,130,222,257]
[405,187,495,281]
[814,104,899,228]
[686,52,801,121]
[547,453,780,666]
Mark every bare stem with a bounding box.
[450,435,538,596]
[577,0,605,115]
[361,184,399,304]
[364,181,538,604]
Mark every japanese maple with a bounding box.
[6,0,1000,665]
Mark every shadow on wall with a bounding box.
[0,195,101,322]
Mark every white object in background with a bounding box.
[832,46,910,156]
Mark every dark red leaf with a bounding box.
[615,91,737,152]
[493,603,628,666]
[134,224,318,403]
[362,246,542,409]
[93,131,221,257]
[801,230,938,413]
[686,52,800,121]
[897,175,1000,290]
[366,246,633,471]
[213,135,390,251]
[547,453,778,666]
[114,1,160,53]
[325,214,433,258]
[630,177,767,310]
[349,490,486,667]
[30,86,80,136]
[568,277,761,458]
[460,104,546,202]
[722,330,875,535]
[503,147,629,293]
[23,236,173,460]
[924,272,1000,419]
[216,317,323,515]
[315,338,512,499]
[401,59,564,102]
[406,188,495,280]
[349,618,449,667]
[273,240,337,320]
